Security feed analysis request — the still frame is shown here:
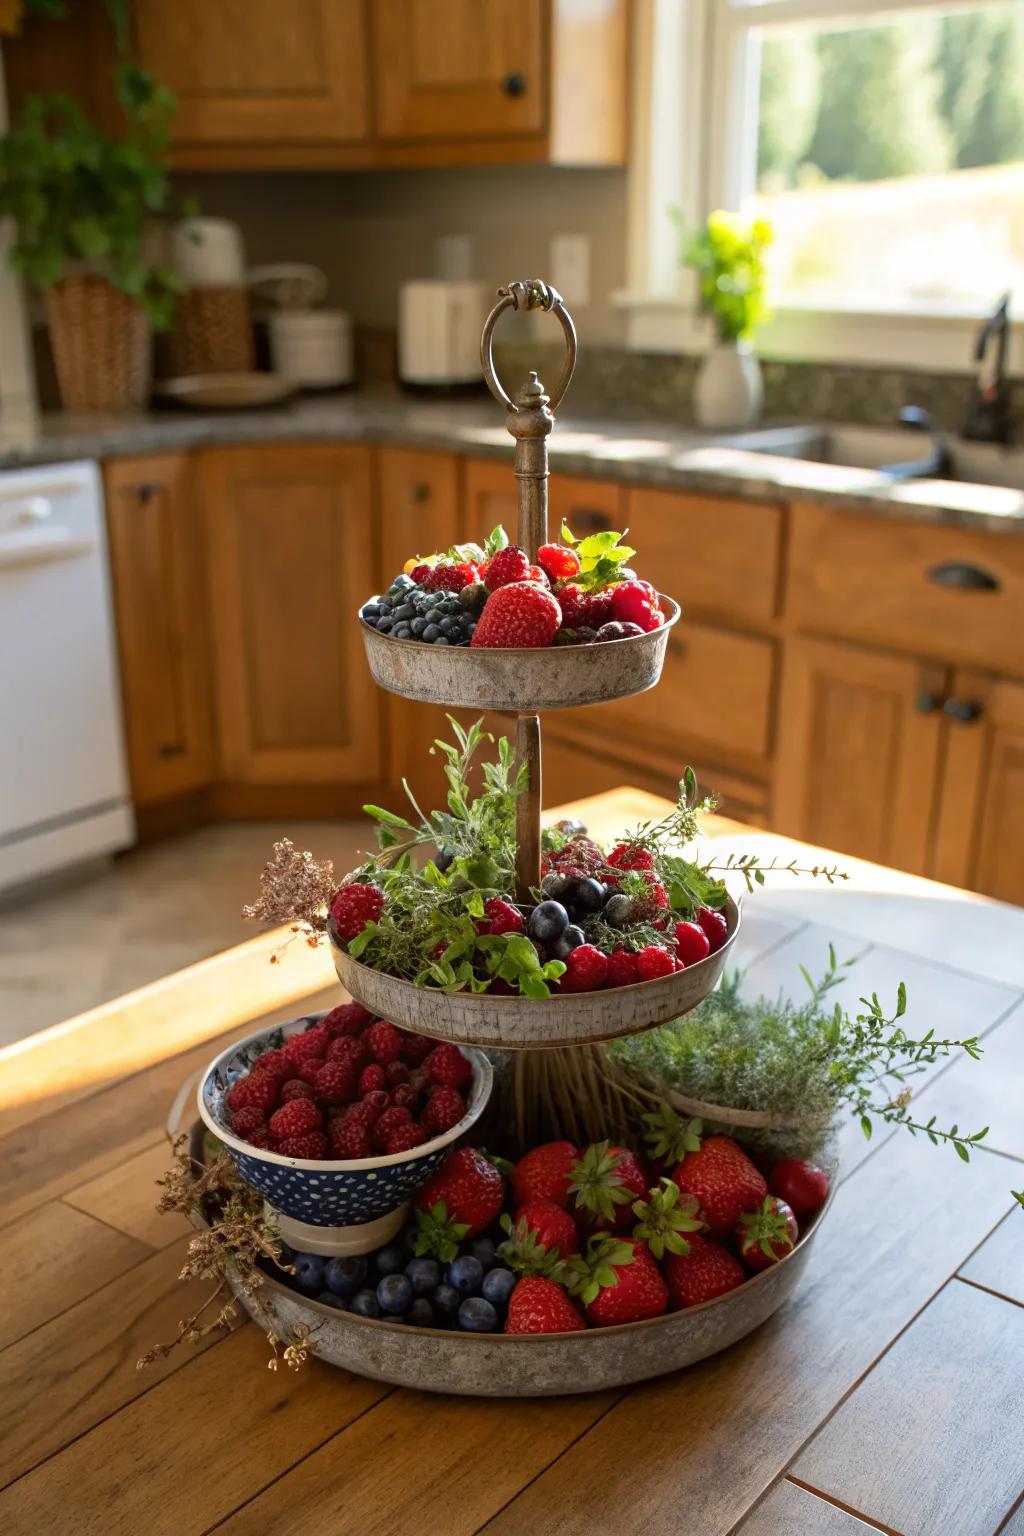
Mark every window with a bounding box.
[714,0,1024,314]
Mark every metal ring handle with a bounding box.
[480,279,577,413]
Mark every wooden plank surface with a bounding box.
[790,1279,1024,1536]
[738,1479,880,1534]
[959,1210,1024,1307]
[63,1141,192,1249]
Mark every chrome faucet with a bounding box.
[962,293,1013,444]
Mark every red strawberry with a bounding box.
[372,1106,413,1150]
[314,1060,356,1105]
[484,543,531,590]
[384,1121,428,1154]
[327,1117,371,1159]
[606,949,639,988]
[696,905,729,954]
[358,1063,387,1095]
[425,1041,472,1089]
[415,1146,505,1237]
[769,1157,830,1217]
[421,1085,466,1136]
[409,562,432,584]
[736,1196,799,1271]
[527,564,550,586]
[610,582,663,632]
[365,1020,402,1064]
[631,879,670,924]
[229,1106,267,1140]
[421,561,479,592]
[672,1135,767,1238]
[560,944,610,992]
[471,582,562,648]
[569,1142,648,1231]
[241,1072,281,1115]
[268,1098,322,1139]
[505,1276,586,1334]
[664,1233,746,1308]
[512,1141,580,1209]
[277,1131,327,1160]
[607,843,656,873]
[475,897,524,936]
[673,920,711,966]
[280,1079,317,1103]
[329,882,384,941]
[514,1199,579,1258]
[321,1001,374,1038]
[537,543,581,581]
[634,946,675,981]
[580,1237,669,1326]
[400,1031,434,1065]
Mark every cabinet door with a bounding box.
[463,457,517,542]
[933,671,1024,904]
[373,0,544,141]
[774,636,947,874]
[201,444,381,786]
[104,455,215,805]
[133,0,368,146]
[463,460,623,550]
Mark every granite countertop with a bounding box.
[1,388,1022,534]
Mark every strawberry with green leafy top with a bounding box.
[569,1141,648,1232]
[511,1140,579,1209]
[630,1179,705,1260]
[642,1105,703,1182]
[568,1235,669,1326]
[735,1195,798,1270]
[505,1199,579,1261]
[414,1146,504,1239]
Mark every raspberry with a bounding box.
[296,1055,326,1085]
[251,1048,290,1080]
[400,1031,434,1065]
[635,946,675,981]
[476,897,524,937]
[366,1020,402,1064]
[328,1035,369,1072]
[373,1106,414,1151]
[321,1001,374,1038]
[314,1060,357,1105]
[226,1078,252,1113]
[611,582,664,632]
[328,1117,372,1159]
[556,581,588,628]
[384,1059,409,1085]
[391,1082,419,1111]
[283,1029,328,1068]
[269,1099,322,1139]
[329,882,385,942]
[246,1130,274,1150]
[697,905,730,954]
[280,1079,317,1103]
[425,1042,473,1088]
[674,920,711,966]
[582,589,616,628]
[384,1122,428,1154]
[278,1132,327,1160]
[607,843,656,873]
[229,1106,267,1139]
[421,1085,465,1136]
[422,561,479,592]
[358,1063,387,1095]
[537,543,581,582]
[560,943,610,992]
[484,544,531,591]
[361,1089,390,1122]
[606,949,639,988]
[471,582,562,649]
[243,1072,281,1115]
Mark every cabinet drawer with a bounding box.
[625,487,783,624]
[789,503,1024,672]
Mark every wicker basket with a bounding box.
[44,275,151,412]
[168,284,255,376]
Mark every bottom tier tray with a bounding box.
[186,1117,834,1397]
[330,895,741,1050]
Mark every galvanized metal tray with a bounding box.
[330,894,740,1050]
[359,597,680,711]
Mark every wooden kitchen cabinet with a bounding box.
[932,671,1024,905]
[104,455,216,806]
[200,444,382,791]
[773,636,947,875]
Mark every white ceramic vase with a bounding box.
[693,340,764,430]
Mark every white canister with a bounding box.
[269,310,353,389]
[172,218,247,287]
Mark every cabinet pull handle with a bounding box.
[667,637,687,662]
[411,482,431,504]
[570,508,611,533]
[502,71,526,97]
[159,742,186,757]
[914,691,943,714]
[943,698,982,725]
[927,561,999,592]
[136,483,158,504]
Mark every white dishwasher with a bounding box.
[0,458,134,892]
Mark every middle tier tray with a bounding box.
[331,892,740,1049]
[359,596,680,711]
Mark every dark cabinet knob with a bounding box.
[159,742,186,758]
[411,482,431,503]
[502,71,526,97]
[915,691,943,714]
[136,483,157,504]
[571,508,611,533]
[927,562,999,592]
[944,698,982,724]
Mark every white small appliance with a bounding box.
[269,310,353,389]
[0,460,134,892]
[398,280,490,388]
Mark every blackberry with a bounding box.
[553,924,586,960]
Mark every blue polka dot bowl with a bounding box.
[197,1011,493,1256]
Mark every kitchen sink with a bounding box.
[739,423,1024,491]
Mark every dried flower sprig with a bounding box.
[241,838,335,937]
[138,1138,316,1373]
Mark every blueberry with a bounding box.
[425,607,444,623]
[292,1253,325,1293]
[316,1290,348,1310]
[469,1236,497,1269]
[541,871,571,901]
[570,877,606,914]
[392,624,412,639]
[392,574,415,592]
[376,616,394,633]
[393,603,415,620]
[481,1267,517,1307]
[432,1281,461,1317]
[458,1296,499,1333]
[434,637,450,646]
[447,1254,484,1295]
[406,1256,441,1294]
[439,617,457,635]
[553,924,586,960]
[377,596,393,611]
[373,1242,406,1277]
[324,1254,367,1297]
[422,624,441,642]
[360,604,381,621]
[410,617,428,636]
[603,893,634,927]
[434,847,454,872]
[408,1297,434,1327]
[349,1289,381,1319]
[527,900,570,944]
[377,1273,414,1315]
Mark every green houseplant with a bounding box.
[0,61,183,410]
[677,209,773,430]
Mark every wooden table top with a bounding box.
[2,787,1023,1536]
